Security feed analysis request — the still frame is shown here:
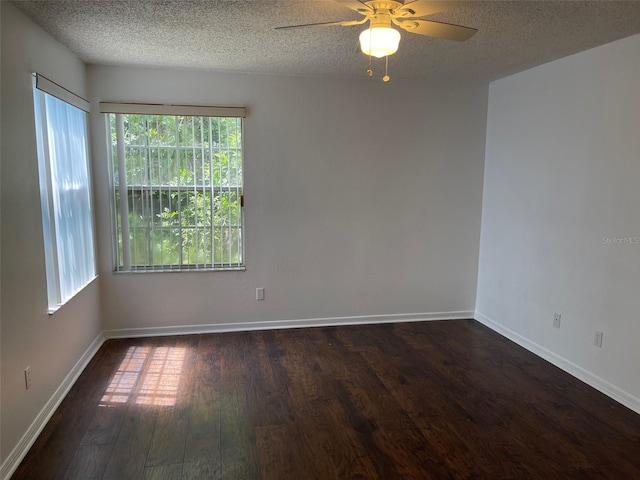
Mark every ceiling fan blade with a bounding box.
[276,19,366,30]
[397,1,470,18]
[394,19,477,41]
[334,0,373,14]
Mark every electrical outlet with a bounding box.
[553,313,561,329]
[24,366,32,390]
[256,287,265,301]
[594,331,603,348]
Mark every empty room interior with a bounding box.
[2,0,640,478]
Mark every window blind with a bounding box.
[33,74,96,312]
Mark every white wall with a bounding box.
[88,67,488,332]
[476,34,640,411]
[0,2,102,469]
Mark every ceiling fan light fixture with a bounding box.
[359,26,401,58]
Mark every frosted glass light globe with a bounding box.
[359,27,401,58]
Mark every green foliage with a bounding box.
[110,113,243,268]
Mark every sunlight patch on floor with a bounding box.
[136,346,186,406]
[100,345,186,407]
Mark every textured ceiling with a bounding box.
[10,0,640,82]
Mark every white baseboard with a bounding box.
[0,333,106,480]
[474,311,640,416]
[104,310,474,339]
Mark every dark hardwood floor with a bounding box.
[11,320,640,479]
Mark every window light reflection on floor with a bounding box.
[100,346,186,407]
[136,347,186,406]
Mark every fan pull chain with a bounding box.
[383,55,390,82]
[366,27,373,77]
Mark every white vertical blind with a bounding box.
[115,114,132,270]
[33,76,96,312]
[106,108,244,272]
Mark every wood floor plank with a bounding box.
[143,463,183,480]
[63,443,113,480]
[216,332,259,479]
[101,403,158,480]
[146,337,197,468]
[219,387,259,479]
[255,424,322,480]
[80,403,127,446]
[101,338,169,479]
[272,329,372,478]
[182,335,223,480]
[146,404,189,467]
[219,332,249,387]
[304,397,381,479]
[244,331,292,427]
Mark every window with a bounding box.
[102,103,245,271]
[33,74,96,313]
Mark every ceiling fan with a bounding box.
[276,0,477,81]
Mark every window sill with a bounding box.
[112,266,246,274]
[47,274,99,315]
